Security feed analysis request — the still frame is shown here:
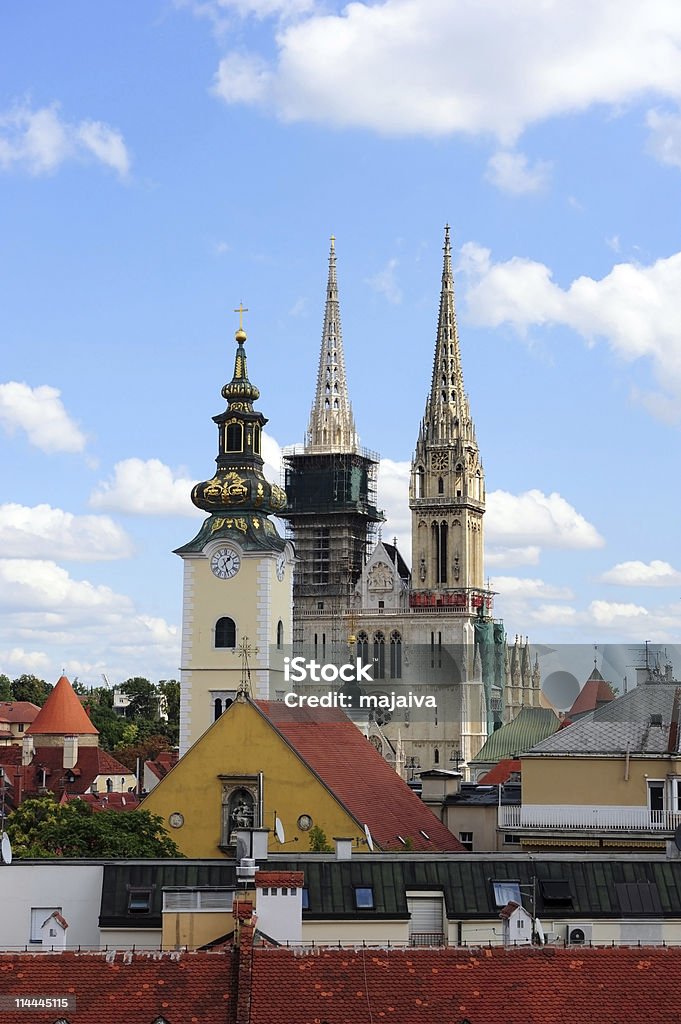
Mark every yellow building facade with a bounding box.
[142,697,368,858]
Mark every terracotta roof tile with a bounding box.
[568,676,617,716]
[26,676,98,736]
[0,744,134,799]
[0,951,235,1024]
[478,758,521,783]
[248,945,681,1024]
[0,701,40,724]
[255,871,304,888]
[256,701,464,852]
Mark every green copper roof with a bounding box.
[472,706,560,764]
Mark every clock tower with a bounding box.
[175,311,293,755]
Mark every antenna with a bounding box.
[363,823,374,852]
[275,816,285,844]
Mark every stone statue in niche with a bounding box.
[368,562,394,592]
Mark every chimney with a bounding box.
[234,897,255,1024]
[21,734,34,766]
[63,735,79,770]
[334,837,353,860]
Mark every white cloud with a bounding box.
[486,489,604,550]
[77,120,130,177]
[207,0,681,141]
[89,458,201,517]
[366,258,402,304]
[0,647,51,673]
[377,459,412,558]
[0,382,86,453]
[485,545,541,568]
[460,243,681,414]
[212,53,273,104]
[0,504,133,561]
[0,559,180,683]
[589,599,651,627]
[601,559,681,587]
[0,101,130,178]
[485,150,551,194]
[490,576,574,600]
[646,107,681,168]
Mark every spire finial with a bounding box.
[234,302,248,343]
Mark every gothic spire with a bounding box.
[306,236,358,451]
[423,225,475,445]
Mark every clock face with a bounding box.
[276,554,286,581]
[210,547,241,580]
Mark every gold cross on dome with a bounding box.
[234,302,248,331]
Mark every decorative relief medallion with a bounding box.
[368,563,394,592]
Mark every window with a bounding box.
[16,723,24,733]
[261,887,269,896]
[459,831,474,851]
[354,887,374,909]
[317,601,324,610]
[390,631,402,679]
[225,421,243,452]
[127,888,153,914]
[540,879,573,908]
[281,887,288,896]
[434,748,439,765]
[214,697,223,721]
[438,476,444,494]
[302,887,310,910]
[373,632,385,679]
[357,632,369,666]
[492,880,521,908]
[276,620,284,649]
[503,834,521,845]
[30,907,60,944]
[215,616,236,649]
[252,424,261,455]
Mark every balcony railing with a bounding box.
[409,932,446,947]
[499,805,681,833]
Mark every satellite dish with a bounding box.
[275,817,285,844]
[1,833,12,865]
[534,918,546,945]
[673,823,681,852]
[363,823,374,852]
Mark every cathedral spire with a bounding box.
[306,236,358,451]
[423,225,474,445]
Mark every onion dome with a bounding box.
[175,311,287,555]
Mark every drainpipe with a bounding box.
[624,743,630,782]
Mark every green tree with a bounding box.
[12,674,52,705]
[85,703,129,751]
[7,795,181,858]
[114,734,172,773]
[120,677,159,720]
[308,825,333,852]
[0,674,12,701]
[158,679,180,745]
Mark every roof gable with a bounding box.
[257,700,463,851]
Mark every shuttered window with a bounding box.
[407,896,444,946]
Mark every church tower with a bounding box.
[282,238,383,651]
[410,226,487,609]
[175,311,293,755]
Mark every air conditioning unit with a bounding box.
[568,924,592,945]
[236,857,256,882]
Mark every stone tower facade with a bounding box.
[175,315,293,755]
[282,238,383,651]
[410,225,485,601]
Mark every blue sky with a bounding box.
[2,0,681,688]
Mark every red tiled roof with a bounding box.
[0,743,134,799]
[0,701,40,724]
[247,945,681,1024]
[26,675,98,736]
[255,871,304,888]
[478,758,521,784]
[255,701,464,852]
[0,951,235,1024]
[61,791,140,811]
[568,671,617,716]
[145,749,178,780]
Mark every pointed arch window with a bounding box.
[390,631,402,679]
[438,477,444,495]
[432,521,448,584]
[357,631,369,667]
[417,466,425,499]
[434,748,440,764]
[373,631,385,679]
[252,423,261,455]
[215,616,236,649]
[277,620,284,649]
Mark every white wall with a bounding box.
[0,864,103,950]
